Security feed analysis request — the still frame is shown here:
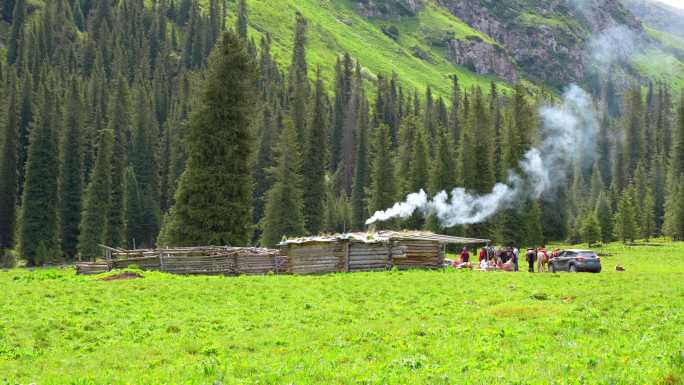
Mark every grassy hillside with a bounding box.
[223,0,509,96]
[1,240,683,384]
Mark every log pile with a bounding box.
[75,262,111,275]
[75,246,285,275]
[348,242,390,272]
[111,255,161,270]
[285,242,345,275]
[390,240,444,269]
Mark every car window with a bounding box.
[578,251,597,258]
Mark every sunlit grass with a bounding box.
[1,240,683,384]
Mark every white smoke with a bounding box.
[366,84,598,226]
[587,25,640,73]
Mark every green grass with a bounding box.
[1,240,683,384]
[223,0,509,96]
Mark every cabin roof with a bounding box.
[279,231,489,246]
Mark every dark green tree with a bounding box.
[595,192,613,244]
[261,119,305,246]
[580,212,601,247]
[368,123,396,227]
[236,0,248,40]
[351,94,370,231]
[18,84,60,266]
[105,76,130,249]
[0,77,19,251]
[124,167,145,249]
[78,130,113,260]
[130,89,160,248]
[302,68,327,234]
[159,32,256,247]
[7,0,26,65]
[614,185,639,244]
[288,12,309,144]
[59,80,83,259]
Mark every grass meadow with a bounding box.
[1,241,683,384]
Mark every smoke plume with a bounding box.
[366,84,599,226]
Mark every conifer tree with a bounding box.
[368,123,396,228]
[595,191,613,244]
[159,32,256,247]
[351,94,369,230]
[289,12,309,144]
[449,75,461,146]
[614,186,639,244]
[7,0,26,65]
[124,167,145,249]
[302,67,327,234]
[405,129,428,229]
[580,212,601,247]
[640,186,656,241]
[18,84,60,266]
[623,87,644,181]
[0,77,18,252]
[78,130,113,260]
[105,76,130,249]
[252,105,276,240]
[261,119,305,246]
[59,80,83,259]
[525,201,544,247]
[130,89,160,248]
[236,0,248,40]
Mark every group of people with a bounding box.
[453,242,560,272]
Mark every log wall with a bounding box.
[287,242,345,275]
[390,240,444,269]
[348,242,390,272]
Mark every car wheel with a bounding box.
[569,264,577,273]
[550,263,556,273]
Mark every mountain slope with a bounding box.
[224,0,512,96]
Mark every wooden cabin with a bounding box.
[280,231,489,274]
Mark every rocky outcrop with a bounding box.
[447,36,518,82]
[434,0,644,86]
[355,0,422,18]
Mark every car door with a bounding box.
[559,251,573,271]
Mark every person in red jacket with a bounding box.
[460,247,470,263]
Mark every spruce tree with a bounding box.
[78,130,113,260]
[525,201,544,247]
[302,67,327,234]
[368,123,396,227]
[7,0,26,65]
[261,119,305,246]
[614,186,639,244]
[105,76,130,249]
[351,95,369,231]
[236,0,248,40]
[289,12,309,144]
[580,212,601,247]
[18,84,60,266]
[124,167,145,249]
[59,80,83,259]
[641,186,656,241]
[159,32,256,247]
[130,89,160,248]
[0,77,18,252]
[595,192,613,244]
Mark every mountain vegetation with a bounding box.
[0,0,683,265]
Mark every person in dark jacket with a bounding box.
[526,248,536,272]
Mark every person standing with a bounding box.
[526,248,536,272]
[512,247,519,272]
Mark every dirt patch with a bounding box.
[99,272,144,281]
